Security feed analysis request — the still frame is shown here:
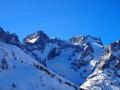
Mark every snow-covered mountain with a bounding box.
[0,28,79,90]
[23,31,104,85]
[0,27,19,45]
[81,40,120,90]
[0,27,119,90]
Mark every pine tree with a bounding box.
[1,58,8,70]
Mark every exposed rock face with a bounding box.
[47,48,61,60]
[81,40,120,90]
[23,31,104,85]
[24,30,50,51]
[24,31,50,44]
[68,35,103,47]
[0,27,19,45]
[23,31,51,65]
[0,27,120,90]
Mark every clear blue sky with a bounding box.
[0,0,120,44]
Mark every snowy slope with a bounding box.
[47,36,104,85]
[1,28,120,90]
[0,42,79,90]
[24,31,104,85]
[80,40,120,90]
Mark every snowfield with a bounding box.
[0,29,120,90]
[0,42,79,90]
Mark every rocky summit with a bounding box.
[0,27,119,90]
[81,40,120,90]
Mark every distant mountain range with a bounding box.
[0,27,119,90]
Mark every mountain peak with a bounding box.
[110,39,120,52]
[81,39,120,90]
[68,35,86,45]
[68,35,103,47]
[0,27,19,45]
[24,30,50,44]
[0,27,4,32]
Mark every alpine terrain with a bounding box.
[0,27,119,90]
[81,40,120,90]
